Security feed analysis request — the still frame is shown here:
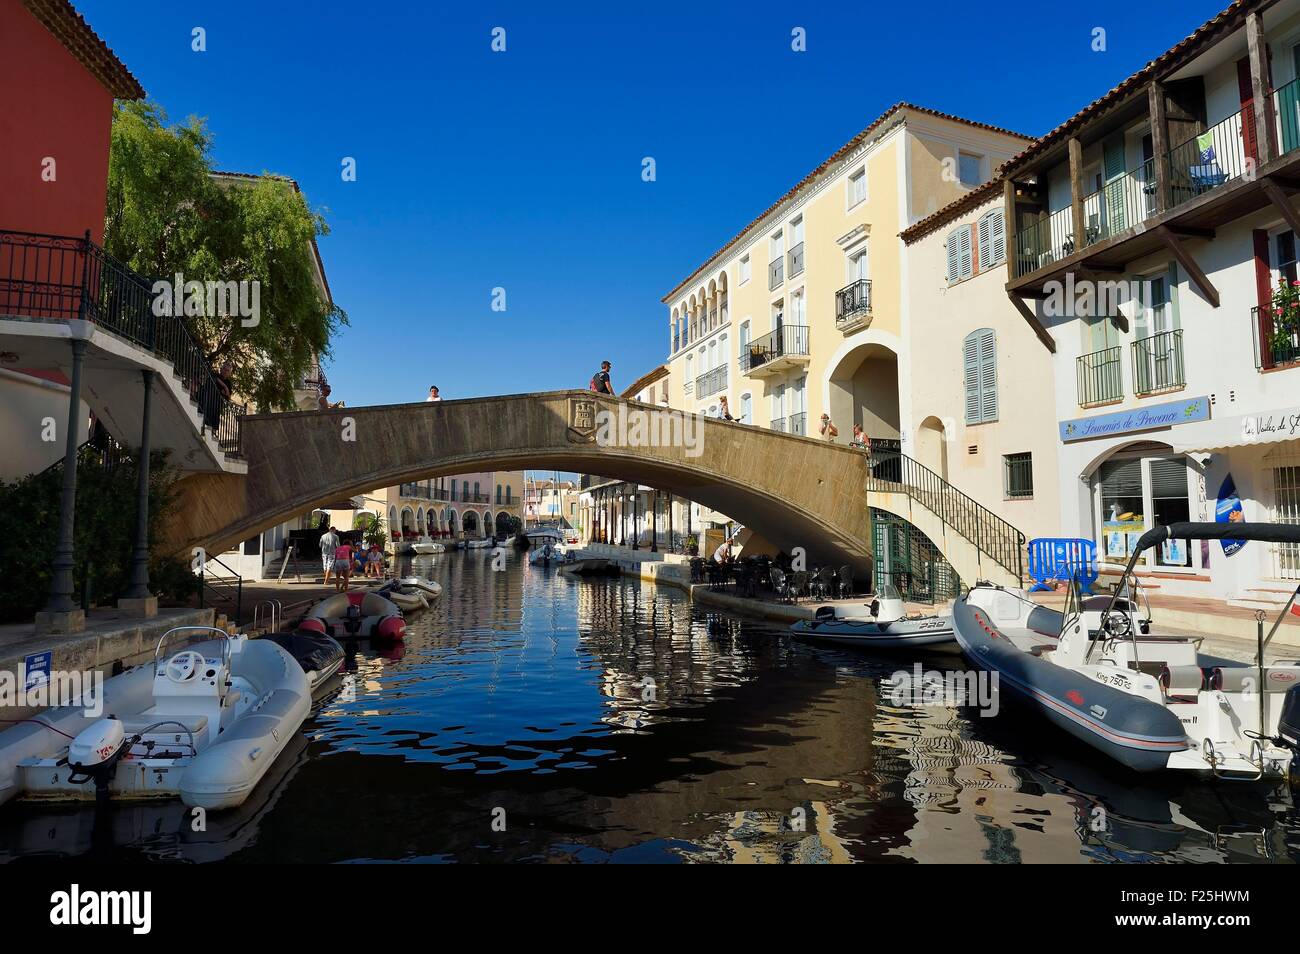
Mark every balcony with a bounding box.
[788,242,805,279]
[769,258,783,290]
[1076,345,1123,407]
[708,308,717,330]
[741,325,810,377]
[1132,329,1185,395]
[1007,78,1300,301]
[789,411,807,436]
[834,279,872,333]
[1253,305,1300,371]
[695,364,727,399]
[770,416,786,433]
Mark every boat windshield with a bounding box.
[878,582,901,601]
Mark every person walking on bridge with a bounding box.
[590,361,614,395]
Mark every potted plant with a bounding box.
[1269,277,1300,363]
[684,534,699,556]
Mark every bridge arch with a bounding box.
[168,391,1021,584]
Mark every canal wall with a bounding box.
[0,606,216,722]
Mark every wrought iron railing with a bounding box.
[1014,206,1076,277]
[1076,345,1123,406]
[696,364,727,399]
[741,324,809,372]
[788,241,805,279]
[1132,329,1185,395]
[1252,304,1300,370]
[768,257,783,290]
[788,411,807,436]
[835,279,872,325]
[0,229,245,458]
[769,416,787,433]
[1167,109,1247,211]
[866,446,1025,583]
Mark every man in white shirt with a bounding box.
[319,526,340,582]
[426,385,441,402]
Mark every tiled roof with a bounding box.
[1001,0,1249,174]
[621,364,668,399]
[660,103,1034,304]
[23,0,144,99]
[900,178,1005,244]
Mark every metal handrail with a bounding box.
[866,446,1026,582]
[153,625,234,669]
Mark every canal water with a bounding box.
[3,548,1299,863]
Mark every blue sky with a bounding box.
[83,0,1227,405]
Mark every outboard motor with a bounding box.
[1279,685,1300,753]
[342,602,364,639]
[66,717,133,804]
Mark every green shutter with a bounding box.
[1167,262,1180,329]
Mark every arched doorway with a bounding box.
[826,341,900,443]
[444,509,458,534]
[399,506,415,535]
[495,511,512,535]
[482,510,492,537]
[462,510,479,535]
[916,416,949,480]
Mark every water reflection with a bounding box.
[1,548,1297,863]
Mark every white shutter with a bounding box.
[978,215,991,270]
[947,229,961,283]
[989,212,1006,264]
[958,226,973,279]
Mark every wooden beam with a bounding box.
[1262,177,1300,237]
[1147,81,1171,213]
[1068,138,1086,249]
[1007,292,1057,353]
[1164,225,1215,240]
[1156,225,1219,308]
[1003,177,1019,282]
[1267,174,1300,191]
[1247,11,1277,165]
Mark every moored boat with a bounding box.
[953,522,1300,779]
[790,584,956,649]
[300,591,406,641]
[411,536,444,555]
[1,627,310,809]
[261,629,345,696]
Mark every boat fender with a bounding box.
[1159,665,1205,692]
[1210,666,1300,693]
[376,616,406,641]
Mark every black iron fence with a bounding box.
[0,229,246,458]
[1253,305,1300,370]
[866,445,1025,583]
[741,324,809,372]
[696,364,728,399]
[1132,329,1185,395]
[834,279,872,325]
[1076,345,1123,406]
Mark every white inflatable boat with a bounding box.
[378,577,443,613]
[0,626,310,810]
[790,584,956,649]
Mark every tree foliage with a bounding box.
[104,101,346,411]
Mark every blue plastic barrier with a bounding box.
[1027,538,1098,595]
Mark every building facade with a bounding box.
[660,104,1031,442]
[1003,0,1300,603]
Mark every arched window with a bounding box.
[739,392,752,424]
[496,484,502,503]
[963,328,998,424]
[473,481,480,499]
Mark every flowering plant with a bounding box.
[1268,278,1300,359]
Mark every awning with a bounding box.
[1170,406,1300,454]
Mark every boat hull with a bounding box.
[791,616,955,648]
[952,598,1188,772]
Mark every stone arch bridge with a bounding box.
[168,391,1023,586]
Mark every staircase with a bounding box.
[0,228,246,464]
[865,446,1025,588]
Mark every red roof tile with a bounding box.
[22,0,144,100]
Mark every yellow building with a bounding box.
[661,104,1032,441]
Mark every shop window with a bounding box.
[1097,454,1196,569]
[1099,458,1144,565]
[1150,458,1192,568]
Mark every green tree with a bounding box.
[104,101,346,411]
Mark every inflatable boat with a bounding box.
[790,583,956,648]
[301,591,406,641]
[376,577,443,614]
[411,537,444,555]
[261,629,344,696]
[0,627,310,810]
[955,522,1300,779]
[530,542,561,566]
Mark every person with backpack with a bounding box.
[589,360,614,395]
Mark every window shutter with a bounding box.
[963,333,981,423]
[990,212,1006,264]
[978,214,991,270]
[1134,275,1149,341]
[947,230,961,283]
[1103,136,1127,232]
[979,329,998,422]
[1167,262,1180,329]
[1151,457,1189,498]
[959,226,973,278]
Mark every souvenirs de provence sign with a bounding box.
[1059,396,1210,443]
